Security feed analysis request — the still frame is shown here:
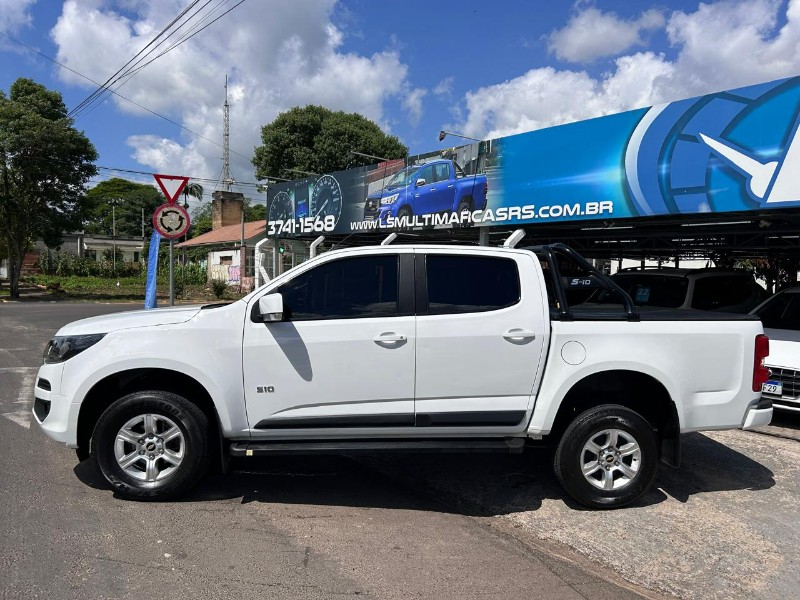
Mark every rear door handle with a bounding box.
[503,329,536,341]
[374,332,407,344]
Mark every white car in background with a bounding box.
[751,285,800,413]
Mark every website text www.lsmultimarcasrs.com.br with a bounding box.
[348,200,615,230]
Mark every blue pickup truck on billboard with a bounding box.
[265,75,800,236]
[363,159,488,225]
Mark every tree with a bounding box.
[182,182,203,207]
[83,178,163,238]
[189,202,213,238]
[252,105,408,180]
[0,78,97,298]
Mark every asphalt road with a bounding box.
[0,302,653,600]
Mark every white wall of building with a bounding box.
[208,249,241,283]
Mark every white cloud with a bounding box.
[50,0,412,182]
[433,76,454,98]
[0,0,35,32]
[460,0,800,140]
[0,0,36,50]
[402,87,427,126]
[548,6,665,63]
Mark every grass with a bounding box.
[4,274,246,303]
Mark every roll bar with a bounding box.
[524,243,639,321]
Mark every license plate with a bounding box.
[762,381,783,395]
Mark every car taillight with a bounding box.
[753,334,769,392]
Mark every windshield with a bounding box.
[590,274,689,308]
[385,166,418,188]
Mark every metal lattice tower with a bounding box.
[221,75,234,191]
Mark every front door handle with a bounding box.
[503,329,536,341]
[374,332,407,344]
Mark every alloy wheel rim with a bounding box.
[113,413,185,482]
[580,428,641,491]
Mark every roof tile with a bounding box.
[176,220,266,248]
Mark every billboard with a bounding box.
[265,76,800,237]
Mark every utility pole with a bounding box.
[109,198,122,270]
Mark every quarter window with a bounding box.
[424,255,520,314]
[277,255,399,321]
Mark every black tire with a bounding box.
[553,404,658,509]
[90,390,210,501]
[456,198,472,228]
[395,205,413,230]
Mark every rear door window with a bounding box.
[433,163,451,182]
[423,255,520,314]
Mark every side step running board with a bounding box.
[230,438,526,457]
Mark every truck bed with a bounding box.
[564,304,762,321]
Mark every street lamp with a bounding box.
[438,130,482,143]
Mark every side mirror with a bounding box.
[258,293,284,322]
[415,178,426,187]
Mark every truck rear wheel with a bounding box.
[553,404,658,509]
[90,390,210,500]
[456,198,472,228]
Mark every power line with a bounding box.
[68,0,203,119]
[123,1,244,81]
[97,165,288,187]
[70,0,221,120]
[70,0,246,122]
[0,29,253,162]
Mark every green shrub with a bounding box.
[211,278,228,299]
[172,277,185,299]
[38,250,142,278]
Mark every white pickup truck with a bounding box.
[33,243,772,508]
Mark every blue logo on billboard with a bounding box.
[625,78,800,216]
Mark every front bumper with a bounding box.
[32,363,79,447]
[760,364,800,412]
[740,396,773,430]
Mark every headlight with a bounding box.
[381,194,399,205]
[43,334,106,364]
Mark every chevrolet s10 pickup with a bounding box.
[34,243,772,508]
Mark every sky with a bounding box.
[1,0,800,207]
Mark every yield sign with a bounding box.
[153,173,189,204]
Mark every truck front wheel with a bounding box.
[90,390,210,500]
[553,404,658,509]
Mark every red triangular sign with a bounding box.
[154,174,190,204]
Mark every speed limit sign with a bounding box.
[152,203,191,239]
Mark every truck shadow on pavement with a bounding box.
[73,432,775,515]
